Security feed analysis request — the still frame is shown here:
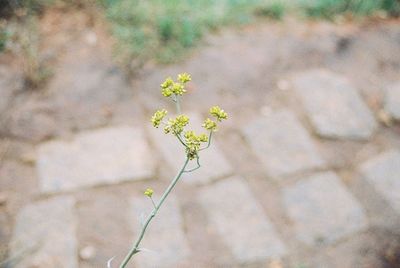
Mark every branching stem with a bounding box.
[183,156,201,173]
[119,157,190,268]
[174,95,181,114]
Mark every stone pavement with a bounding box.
[2,21,400,268]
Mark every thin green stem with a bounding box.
[150,197,156,209]
[119,157,190,268]
[175,133,188,148]
[175,95,181,114]
[184,156,201,173]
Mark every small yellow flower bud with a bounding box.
[151,109,168,128]
[161,87,173,97]
[177,73,191,83]
[198,133,208,142]
[144,188,154,197]
[202,118,217,131]
[161,77,173,89]
[209,106,228,121]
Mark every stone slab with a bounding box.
[359,150,400,214]
[198,177,287,263]
[384,81,400,120]
[290,69,377,140]
[283,172,367,246]
[243,110,325,178]
[130,195,190,267]
[148,113,233,185]
[10,196,78,268]
[37,126,154,193]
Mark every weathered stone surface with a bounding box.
[198,177,287,263]
[148,113,232,185]
[37,126,154,193]
[10,196,78,268]
[47,42,132,130]
[283,172,367,246]
[243,110,325,178]
[290,69,377,140]
[0,65,22,114]
[384,82,400,120]
[131,195,190,267]
[7,101,58,142]
[359,150,400,214]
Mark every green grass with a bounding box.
[301,0,400,19]
[98,0,400,66]
[101,0,285,65]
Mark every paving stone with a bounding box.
[283,172,367,246]
[290,69,377,140]
[130,195,190,267]
[243,110,325,178]
[10,196,78,268]
[198,177,287,263]
[47,41,132,130]
[359,150,400,214]
[37,126,154,193]
[148,113,233,185]
[384,81,400,120]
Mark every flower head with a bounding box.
[160,74,191,98]
[209,106,228,121]
[184,130,208,160]
[164,114,189,135]
[177,73,191,83]
[161,77,174,89]
[171,82,186,95]
[202,118,217,132]
[144,188,154,197]
[151,109,168,128]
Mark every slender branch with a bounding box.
[183,156,201,173]
[199,131,212,151]
[150,197,156,209]
[119,157,190,268]
[175,95,181,114]
[175,133,188,148]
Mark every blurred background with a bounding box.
[0,0,400,267]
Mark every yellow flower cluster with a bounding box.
[144,188,154,197]
[184,131,208,160]
[151,109,167,128]
[164,115,189,135]
[210,106,228,121]
[202,118,217,131]
[152,73,229,161]
[202,106,228,132]
[160,73,191,97]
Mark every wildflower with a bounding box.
[144,188,154,197]
[171,82,186,95]
[202,118,217,132]
[164,115,189,134]
[177,73,191,83]
[209,106,228,121]
[160,77,174,97]
[184,130,208,159]
[161,87,173,97]
[161,77,174,89]
[151,109,168,128]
